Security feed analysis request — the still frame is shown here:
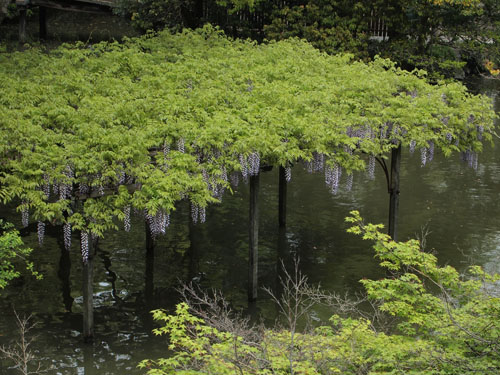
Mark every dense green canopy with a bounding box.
[0,26,495,260]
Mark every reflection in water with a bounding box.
[144,241,154,309]
[98,249,123,304]
[0,78,499,374]
[58,243,74,313]
[82,344,94,374]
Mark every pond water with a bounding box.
[0,77,499,374]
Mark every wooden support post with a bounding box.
[193,0,203,27]
[388,144,402,241]
[82,240,94,342]
[39,7,47,40]
[19,7,27,44]
[248,174,259,302]
[145,219,154,253]
[278,166,287,228]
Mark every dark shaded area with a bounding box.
[0,6,138,45]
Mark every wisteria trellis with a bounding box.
[0,26,495,263]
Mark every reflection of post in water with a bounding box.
[82,341,94,374]
[145,219,155,307]
[58,243,74,312]
[276,226,289,296]
[98,250,121,303]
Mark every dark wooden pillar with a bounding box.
[388,144,402,241]
[193,0,204,26]
[39,7,47,40]
[145,220,154,252]
[19,7,27,43]
[248,174,259,301]
[278,166,287,227]
[82,241,94,342]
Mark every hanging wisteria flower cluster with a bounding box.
[409,140,416,154]
[345,173,353,192]
[21,201,29,228]
[205,167,228,200]
[146,209,170,237]
[325,164,342,195]
[239,152,260,181]
[163,141,170,158]
[81,231,89,263]
[248,152,260,176]
[303,152,326,174]
[118,171,126,185]
[285,166,292,183]
[420,147,427,167]
[63,222,72,251]
[428,141,434,162]
[239,154,248,181]
[191,204,206,224]
[79,179,90,195]
[367,155,376,180]
[461,150,479,170]
[313,152,325,172]
[177,138,185,153]
[419,141,434,167]
[37,221,45,246]
[124,205,131,232]
[59,165,74,200]
[346,125,374,145]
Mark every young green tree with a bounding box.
[141,211,500,374]
[0,220,39,292]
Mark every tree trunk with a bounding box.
[388,144,402,241]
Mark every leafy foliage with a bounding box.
[112,0,500,78]
[371,0,500,79]
[114,0,190,32]
[0,220,40,292]
[0,27,495,261]
[141,212,500,374]
[263,0,372,60]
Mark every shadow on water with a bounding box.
[0,77,500,374]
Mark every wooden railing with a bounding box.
[369,10,388,41]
